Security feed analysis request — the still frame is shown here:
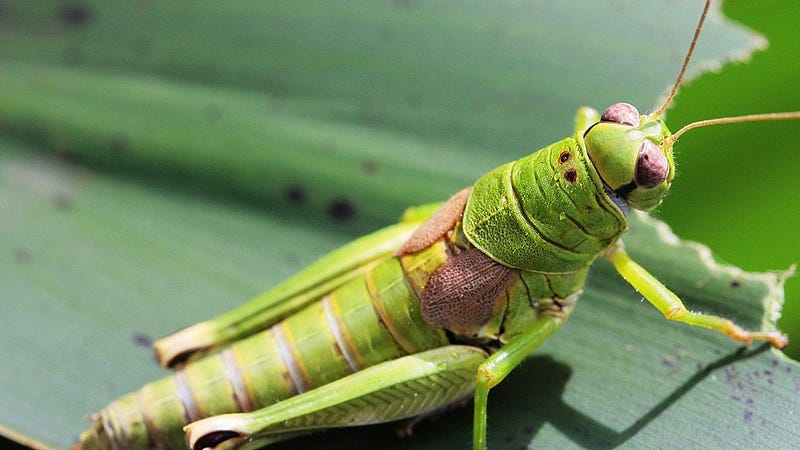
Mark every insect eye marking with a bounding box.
[559,150,571,164]
[601,102,640,127]
[635,140,669,188]
[564,168,578,183]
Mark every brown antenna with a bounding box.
[652,0,712,119]
[665,111,800,147]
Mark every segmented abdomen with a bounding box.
[74,243,451,450]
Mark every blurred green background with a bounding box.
[1,1,797,449]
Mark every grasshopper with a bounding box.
[73,1,798,449]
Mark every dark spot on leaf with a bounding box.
[730,280,741,289]
[133,333,152,347]
[328,198,356,221]
[743,409,753,422]
[284,186,306,204]
[14,248,32,264]
[59,2,92,27]
[55,147,80,165]
[362,160,378,175]
[52,194,73,211]
[108,133,130,153]
[53,141,80,164]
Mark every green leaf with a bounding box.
[0,1,796,449]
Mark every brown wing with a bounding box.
[421,248,516,334]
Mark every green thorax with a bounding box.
[462,136,627,273]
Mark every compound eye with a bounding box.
[635,140,669,188]
[601,103,640,127]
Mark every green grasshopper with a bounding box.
[73,1,799,449]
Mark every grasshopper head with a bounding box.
[583,103,675,212]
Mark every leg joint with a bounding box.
[475,365,493,386]
[665,304,685,320]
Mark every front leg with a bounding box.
[603,241,788,349]
[472,314,566,450]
